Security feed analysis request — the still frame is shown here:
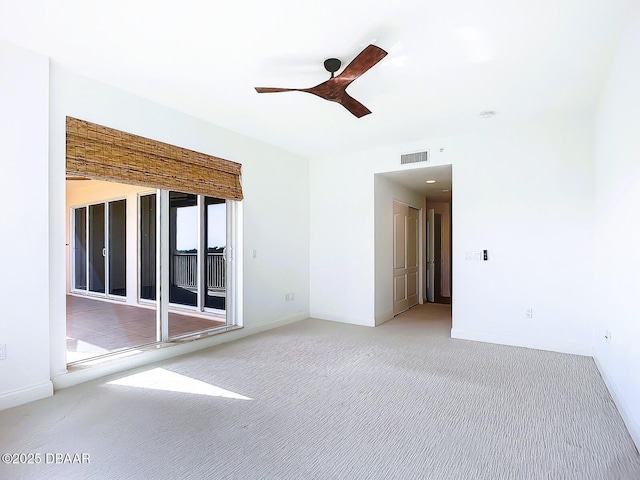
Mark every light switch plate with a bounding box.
[465,251,482,261]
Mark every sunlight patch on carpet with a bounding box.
[107,367,252,400]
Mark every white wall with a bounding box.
[0,41,52,409]
[374,175,425,325]
[310,110,595,355]
[451,112,594,355]
[592,1,640,449]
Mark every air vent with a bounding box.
[400,150,429,165]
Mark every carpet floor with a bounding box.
[1,304,639,479]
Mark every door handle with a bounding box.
[102,248,106,257]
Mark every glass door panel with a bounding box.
[205,197,226,311]
[88,203,105,293]
[139,194,156,301]
[169,192,198,307]
[73,207,87,290]
[108,199,127,296]
[168,193,227,338]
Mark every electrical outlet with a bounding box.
[284,293,293,301]
[0,344,6,360]
[525,308,533,318]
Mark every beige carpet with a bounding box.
[1,304,639,479]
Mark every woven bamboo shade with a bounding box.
[66,117,243,201]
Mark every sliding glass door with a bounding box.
[164,192,227,315]
[73,207,87,290]
[88,203,105,293]
[108,200,127,296]
[72,199,126,298]
[67,184,237,365]
[138,191,228,339]
[139,193,156,301]
[169,192,199,308]
[205,197,226,311]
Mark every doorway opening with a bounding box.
[66,178,237,364]
[374,164,452,324]
[426,199,452,305]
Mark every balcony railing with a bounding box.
[172,252,225,291]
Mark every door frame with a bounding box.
[426,208,435,303]
[426,202,452,304]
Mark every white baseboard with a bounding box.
[242,312,309,335]
[451,328,592,357]
[375,310,394,326]
[311,310,374,327]
[593,355,640,452]
[53,312,309,390]
[375,316,394,326]
[0,382,53,411]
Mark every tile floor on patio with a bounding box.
[66,295,225,362]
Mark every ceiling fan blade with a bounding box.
[255,44,386,117]
[255,87,300,93]
[303,79,337,100]
[304,81,371,117]
[339,92,372,118]
[336,44,388,84]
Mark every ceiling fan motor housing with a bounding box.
[324,58,342,77]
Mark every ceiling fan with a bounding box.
[255,44,388,118]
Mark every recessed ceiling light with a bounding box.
[425,180,436,184]
[479,110,496,119]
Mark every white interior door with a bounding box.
[426,208,435,303]
[406,206,419,308]
[393,202,420,315]
[393,201,408,315]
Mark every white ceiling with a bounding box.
[0,0,631,158]
[379,164,453,202]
